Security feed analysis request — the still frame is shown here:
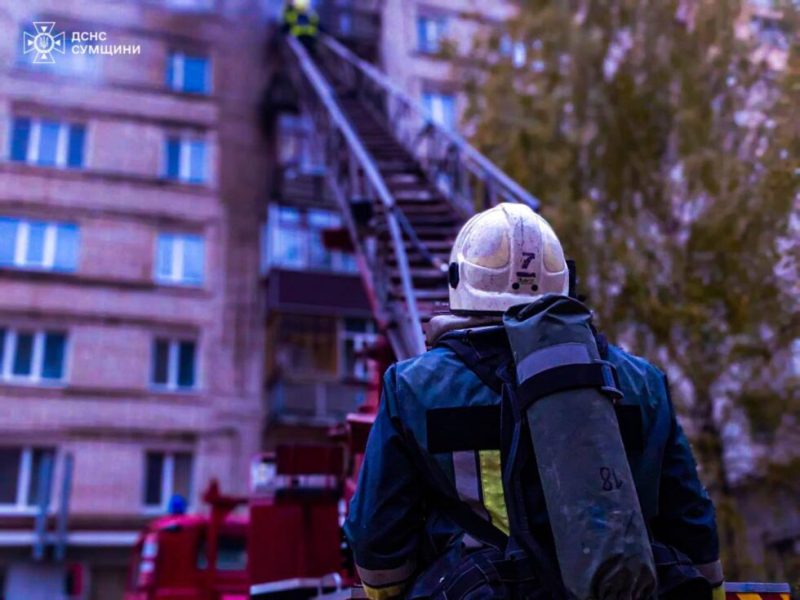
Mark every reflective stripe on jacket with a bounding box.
[344,326,721,599]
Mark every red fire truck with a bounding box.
[123,423,793,600]
[123,340,793,600]
[124,441,360,600]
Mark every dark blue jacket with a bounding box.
[344,326,720,598]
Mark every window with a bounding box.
[166,52,211,94]
[9,117,85,168]
[151,338,197,390]
[263,205,357,273]
[155,234,205,285]
[143,451,193,511]
[0,329,67,384]
[197,534,247,571]
[164,137,208,184]
[340,318,376,380]
[0,218,79,272]
[416,15,448,54]
[164,0,215,10]
[276,114,322,171]
[273,315,338,376]
[422,91,457,129]
[0,447,56,510]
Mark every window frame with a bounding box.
[154,233,205,286]
[0,218,80,272]
[0,328,69,385]
[167,51,212,95]
[262,204,358,274]
[0,446,57,514]
[150,337,199,392]
[8,117,85,169]
[275,113,323,172]
[163,135,209,184]
[142,450,195,513]
[421,90,457,130]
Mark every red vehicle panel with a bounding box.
[125,444,350,600]
[125,513,248,600]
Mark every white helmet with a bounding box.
[448,203,569,314]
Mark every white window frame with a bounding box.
[168,51,211,94]
[0,329,67,385]
[170,53,185,91]
[151,338,199,392]
[155,234,205,286]
[142,451,194,513]
[16,119,73,168]
[0,447,56,514]
[3,219,76,271]
[164,136,209,184]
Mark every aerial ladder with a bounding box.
[272,35,795,600]
[281,33,540,361]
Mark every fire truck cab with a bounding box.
[125,511,248,600]
[124,444,350,600]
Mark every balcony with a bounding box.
[268,378,369,426]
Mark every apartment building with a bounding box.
[380,0,516,130]
[0,0,266,597]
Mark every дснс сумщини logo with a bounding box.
[23,22,66,64]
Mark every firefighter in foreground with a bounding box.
[344,203,724,599]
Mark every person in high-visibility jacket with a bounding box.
[281,0,319,50]
[344,203,725,599]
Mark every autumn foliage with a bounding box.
[462,0,800,584]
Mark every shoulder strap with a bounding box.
[397,420,509,552]
[435,329,565,595]
[499,384,568,598]
[436,331,511,393]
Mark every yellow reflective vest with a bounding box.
[282,6,319,39]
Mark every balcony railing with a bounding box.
[269,378,369,426]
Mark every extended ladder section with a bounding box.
[282,34,540,360]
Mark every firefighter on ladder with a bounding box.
[281,0,319,52]
[344,203,725,599]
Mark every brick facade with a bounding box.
[0,0,266,597]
